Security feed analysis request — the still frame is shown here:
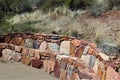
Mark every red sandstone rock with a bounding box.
[70,44,76,57]
[106,66,120,80]
[9,37,23,45]
[21,56,31,66]
[31,59,43,68]
[71,39,81,47]
[0,43,6,49]
[4,35,12,43]
[22,48,29,56]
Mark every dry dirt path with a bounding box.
[0,58,58,80]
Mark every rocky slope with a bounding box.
[7,9,120,55]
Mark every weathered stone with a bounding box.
[2,49,13,60]
[22,48,29,56]
[12,51,21,62]
[15,46,22,52]
[60,41,70,55]
[0,43,6,49]
[31,59,43,68]
[21,56,31,66]
[24,38,34,48]
[48,42,59,52]
[39,41,48,52]
[71,39,81,47]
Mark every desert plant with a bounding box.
[90,0,111,17]
[70,0,91,10]
[0,10,5,24]
[71,31,84,39]
[95,26,105,43]
[0,21,12,34]
[110,0,120,10]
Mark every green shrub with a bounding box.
[95,26,105,43]
[90,0,111,17]
[0,10,5,25]
[70,0,91,10]
[41,0,71,11]
[41,0,92,11]
[71,31,84,39]
[0,21,12,34]
[110,0,120,10]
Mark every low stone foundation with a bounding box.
[0,32,120,80]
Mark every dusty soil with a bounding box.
[0,58,58,80]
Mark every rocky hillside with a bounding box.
[0,0,120,55]
[5,9,120,55]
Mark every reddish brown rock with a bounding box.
[22,48,29,56]
[71,39,81,47]
[60,36,69,41]
[9,37,23,45]
[46,60,55,74]
[70,44,76,57]
[97,66,102,79]
[54,60,61,78]
[60,69,67,80]
[75,45,84,58]
[31,59,43,68]
[81,40,88,46]
[0,43,6,49]
[43,60,49,72]
[105,61,116,69]
[21,56,31,66]
[19,39,25,46]
[88,48,94,55]
[4,35,12,43]
[34,50,40,60]
[88,43,97,49]
[50,52,57,61]
[106,66,120,80]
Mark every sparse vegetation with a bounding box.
[95,26,105,43]
[0,0,119,54]
[0,0,119,16]
[71,31,84,39]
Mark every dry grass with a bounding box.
[7,8,120,49]
[95,23,105,43]
[8,7,87,35]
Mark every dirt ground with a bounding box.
[0,58,58,80]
